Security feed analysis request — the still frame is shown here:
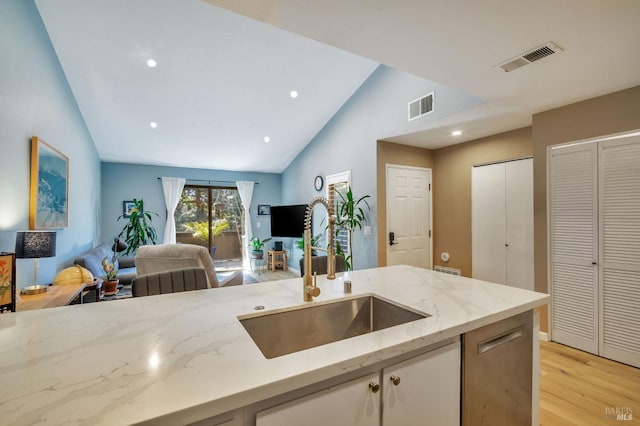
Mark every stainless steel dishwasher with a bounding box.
[462,310,533,425]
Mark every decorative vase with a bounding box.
[103,278,119,295]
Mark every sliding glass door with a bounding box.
[174,185,244,261]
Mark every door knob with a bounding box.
[390,375,401,386]
[389,232,399,246]
[369,382,380,393]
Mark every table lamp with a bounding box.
[15,231,57,294]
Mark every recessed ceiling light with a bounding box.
[147,59,157,68]
[452,130,462,136]
[264,136,271,143]
[150,122,158,129]
[290,90,299,99]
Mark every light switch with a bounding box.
[256,222,261,228]
[364,226,372,235]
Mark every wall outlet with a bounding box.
[363,226,372,235]
[256,222,261,228]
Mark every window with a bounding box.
[175,186,244,260]
[326,171,351,260]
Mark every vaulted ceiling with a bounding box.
[35,0,640,172]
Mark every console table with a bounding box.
[267,250,287,272]
[17,283,87,312]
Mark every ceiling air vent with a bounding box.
[408,92,434,121]
[494,41,563,73]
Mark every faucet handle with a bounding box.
[306,285,321,298]
[305,272,320,297]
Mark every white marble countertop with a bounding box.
[0,265,548,425]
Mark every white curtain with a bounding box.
[236,181,255,268]
[161,177,186,244]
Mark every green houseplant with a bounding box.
[249,237,272,259]
[334,186,370,270]
[295,233,322,256]
[184,218,229,257]
[117,198,160,256]
[101,255,119,294]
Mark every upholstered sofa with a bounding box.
[74,243,136,285]
[135,244,243,288]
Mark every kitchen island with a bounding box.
[0,265,548,425]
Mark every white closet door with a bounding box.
[549,142,599,354]
[505,158,534,290]
[472,163,507,284]
[600,136,640,368]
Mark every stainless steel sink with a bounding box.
[239,295,429,359]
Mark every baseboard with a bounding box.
[538,331,549,342]
[288,266,301,276]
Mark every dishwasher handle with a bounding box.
[477,326,526,355]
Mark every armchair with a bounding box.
[135,244,243,288]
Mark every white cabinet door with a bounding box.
[472,158,533,289]
[505,159,534,291]
[472,163,507,284]
[256,373,380,426]
[549,142,599,354]
[382,341,460,426]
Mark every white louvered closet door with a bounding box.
[600,136,640,368]
[549,142,599,355]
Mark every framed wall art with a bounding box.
[123,201,136,218]
[30,136,69,229]
[0,252,16,313]
[257,204,271,216]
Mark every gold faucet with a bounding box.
[303,184,337,301]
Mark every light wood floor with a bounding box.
[246,268,298,283]
[540,341,640,425]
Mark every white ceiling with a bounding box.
[34,0,378,173]
[35,0,640,173]
[207,0,640,148]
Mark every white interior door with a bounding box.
[386,165,431,269]
[472,163,507,284]
[600,135,640,368]
[505,158,534,290]
[549,142,599,355]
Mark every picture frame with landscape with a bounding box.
[29,136,69,229]
[123,201,136,218]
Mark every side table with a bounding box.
[267,250,287,272]
[83,278,103,303]
[251,257,266,274]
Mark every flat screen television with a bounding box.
[270,204,308,238]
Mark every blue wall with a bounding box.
[0,0,101,287]
[101,163,281,247]
[282,65,483,270]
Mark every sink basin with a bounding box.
[239,295,429,359]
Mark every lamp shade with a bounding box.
[113,238,127,253]
[15,231,56,259]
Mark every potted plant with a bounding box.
[295,233,322,256]
[249,237,272,259]
[117,198,160,256]
[101,256,119,294]
[334,186,370,270]
[184,218,229,257]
